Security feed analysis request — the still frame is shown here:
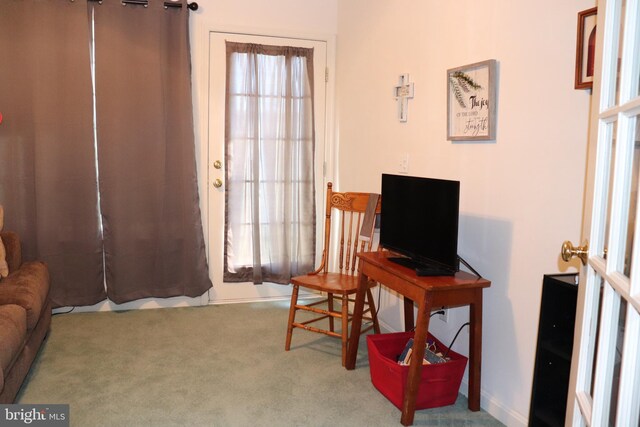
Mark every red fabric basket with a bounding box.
[367,331,468,410]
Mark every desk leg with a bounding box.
[345,270,368,370]
[401,290,432,426]
[403,297,414,331]
[468,289,483,411]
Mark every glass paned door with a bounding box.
[571,0,640,425]
[206,32,327,304]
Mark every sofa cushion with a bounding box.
[0,304,27,373]
[0,262,50,329]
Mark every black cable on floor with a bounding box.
[52,307,75,316]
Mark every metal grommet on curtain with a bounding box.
[164,0,181,9]
[121,0,148,7]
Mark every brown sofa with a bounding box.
[0,231,51,403]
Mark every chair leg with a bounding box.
[341,293,349,367]
[328,292,335,332]
[366,287,381,334]
[285,285,300,351]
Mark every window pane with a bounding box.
[631,6,640,98]
[608,299,627,426]
[604,122,619,256]
[615,0,627,106]
[624,116,640,276]
[603,0,626,109]
[615,0,640,102]
[590,276,606,397]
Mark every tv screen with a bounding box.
[380,174,460,276]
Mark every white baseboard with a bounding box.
[458,378,528,427]
[52,290,323,314]
[52,294,206,314]
[207,291,321,306]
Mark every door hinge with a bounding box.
[325,67,329,83]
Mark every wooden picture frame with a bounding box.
[575,7,597,90]
[447,59,497,141]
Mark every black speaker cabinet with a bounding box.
[529,273,578,427]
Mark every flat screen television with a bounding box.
[380,174,460,276]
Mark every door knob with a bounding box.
[561,241,588,265]
[213,160,222,169]
[213,178,223,188]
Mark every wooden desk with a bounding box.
[345,251,491,426]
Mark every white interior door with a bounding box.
[207,32,327,304]
[567,0,640,425]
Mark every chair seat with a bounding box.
[291,272,363,294]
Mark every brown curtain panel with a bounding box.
[91,0,211,303]
[0,0,107,307]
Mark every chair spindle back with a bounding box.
[321,183,381,276]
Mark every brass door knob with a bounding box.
[561,241,588,265]
[213,178,223,188]
[213,160,222,169]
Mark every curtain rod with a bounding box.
[86,0,199,11]
[162,1,198,10]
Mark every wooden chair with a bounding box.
[285,182,381,366]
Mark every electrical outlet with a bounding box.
[438,307,448,323]
[398,153,409,174]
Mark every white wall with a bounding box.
[335,1,594,426]
[190,0,337,34]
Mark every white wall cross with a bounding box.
[394,74,414,122]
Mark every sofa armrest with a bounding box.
[0,232,21,273]
[0,261,49,330]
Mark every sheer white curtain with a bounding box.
[223,42,316,284]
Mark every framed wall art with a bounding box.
[575,7,597,89]
[447,59,497,141]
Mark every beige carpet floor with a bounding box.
[17,300,504,426]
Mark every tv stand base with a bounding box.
[388,256,455,277]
